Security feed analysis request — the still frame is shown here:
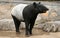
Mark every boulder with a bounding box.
[38,21,60,32]
[0,19,15,30]
[0,19,26,31]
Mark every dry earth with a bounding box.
[0,28,60,38]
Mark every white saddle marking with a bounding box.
[11,4,28,21]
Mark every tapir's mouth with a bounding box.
[43,9,49,13]
[43,11,46,13]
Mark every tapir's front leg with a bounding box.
[25,21,30,36]
[29,20,35,35]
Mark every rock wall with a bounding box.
[0,19,15,30]
[0,19,26,31]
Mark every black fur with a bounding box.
[12,2,49,36]
[12,15,21,32]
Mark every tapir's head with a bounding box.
[33,2,49,14]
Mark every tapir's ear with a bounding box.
[33,2,36,8]
[39,2,40,4]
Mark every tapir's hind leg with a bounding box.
[12,15,21,33]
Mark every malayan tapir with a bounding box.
[11,2,49,36]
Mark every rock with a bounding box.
[35,14,41,25]
[0,19,25,31]
[0,19,15,30]
[20,22,25,29]
[38,21,60,32]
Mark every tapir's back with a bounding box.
[11,4,28,20]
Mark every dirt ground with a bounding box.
[0,28,60,38]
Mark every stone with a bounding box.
[0,19,15,30]
[0,19,26,31]
[38,21,60,32]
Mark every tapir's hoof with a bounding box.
[30,34,32,36]
[29,32,32,36]
[25,33,33,37]
[16,31,20,34]
[25,35,30,37]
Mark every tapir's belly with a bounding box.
[11,4,28,21]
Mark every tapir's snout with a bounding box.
[47,8,49,11]
[44,8,49,13]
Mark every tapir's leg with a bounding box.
[25,20,30,36]
[29,20,35,35]
[12,15,20,32]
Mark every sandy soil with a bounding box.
[0,28,60,38]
